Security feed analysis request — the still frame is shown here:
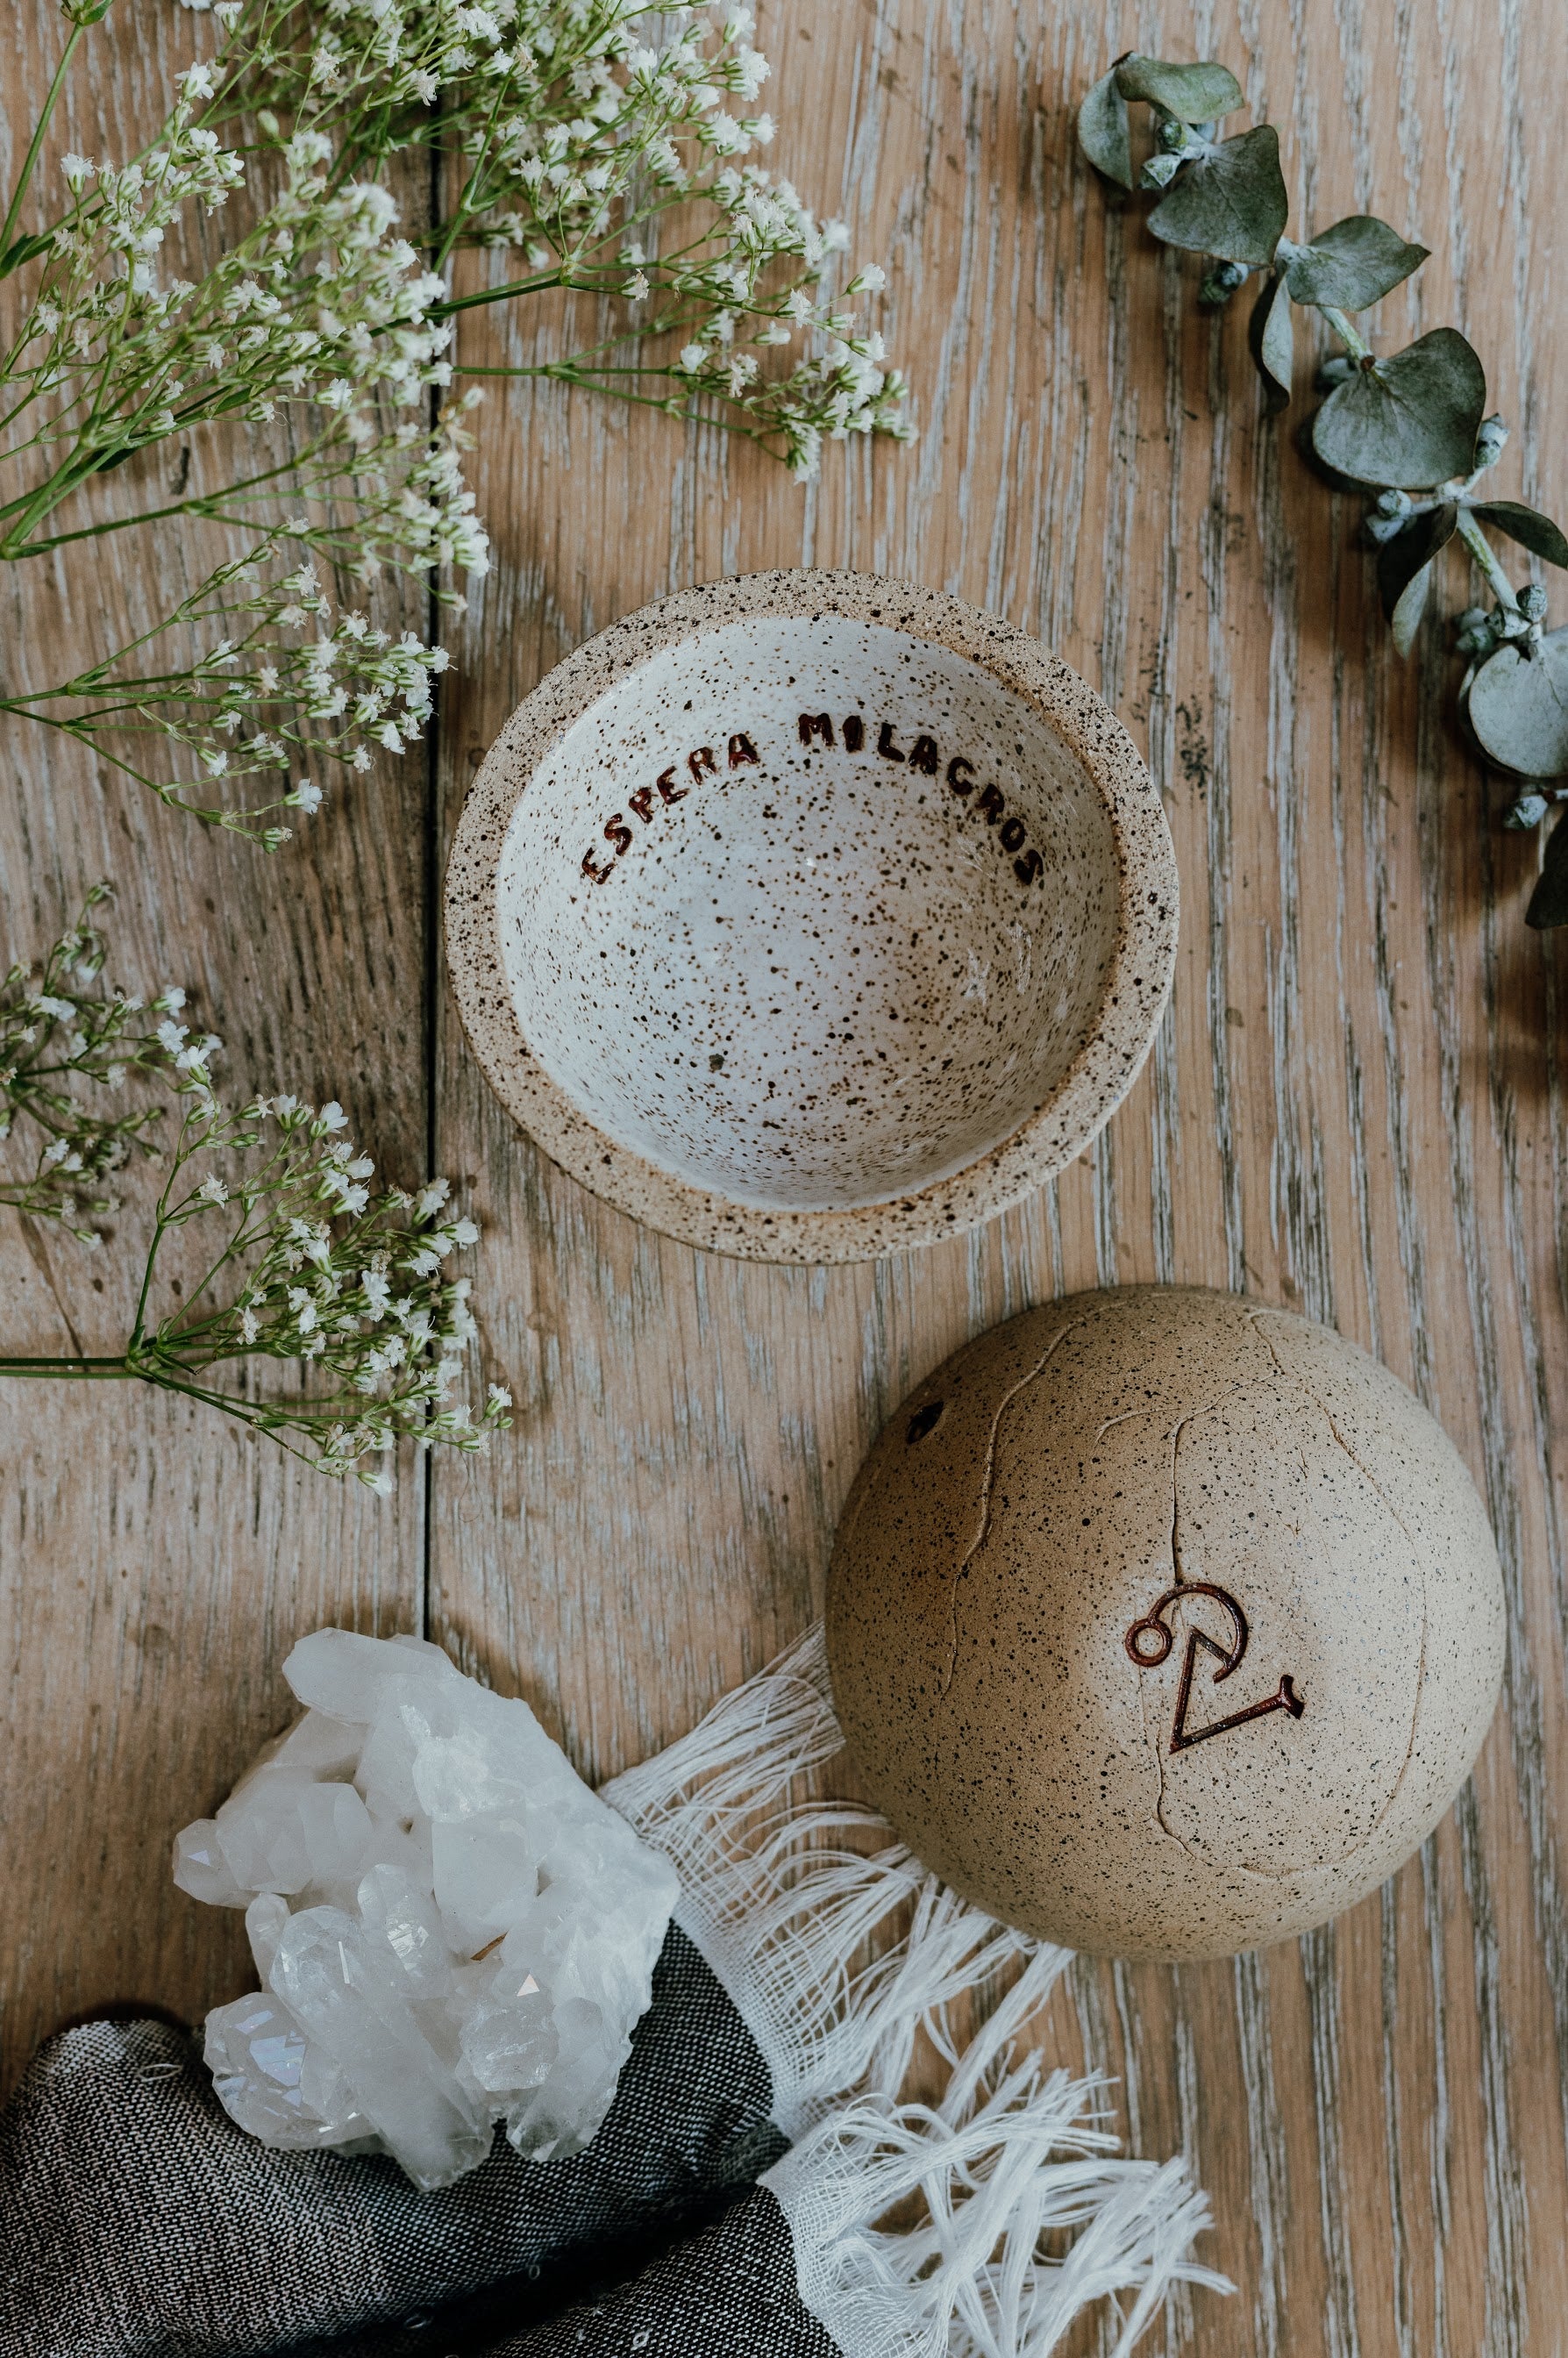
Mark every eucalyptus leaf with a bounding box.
[1467,500,1568,570]
[1282,216,1429,311]
[1147,125,1289,267]
[1311,327,1486,489]
[1114,54,1245,125]
[1248,273,1294,412]
[1376,504,1457,644]
[1526,808,1568,929]
[1078,64,1133,189]
[1466,627,1568,780]
[1387,561,1434,657]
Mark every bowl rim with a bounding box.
[444,568,1179,1263]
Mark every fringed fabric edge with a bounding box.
[604,1623,1231,2356]
[764,1958,1232,2358]
[602,1625,1038,2140]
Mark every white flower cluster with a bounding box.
[160,142,447,436]
[454,0,780,246]
[195,0,909,474]
[418,1,910,474]
[659,166,908,473]
[292,399,492,586]
[156,1090,511,1489]
[12,481,480,842]
[15,104,452,477]
[135,555,453,841]
[0,13,487,834]
[0,0,908,840]
[0,891,511,1485]
[0,888,177,1240]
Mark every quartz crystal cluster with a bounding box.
[174,1630,679,2190]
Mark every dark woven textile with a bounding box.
[0,1926,787,2358]
[481,2189,840,2358]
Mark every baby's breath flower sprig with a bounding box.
[0,0,909,840]
[0,397,487,840]
[0,885,177,1240]
[424,8,912,474]
[0,889,512,1489]
[2,540,455,843]
[1079,52,1568,932]
[4,0,910,491]
[198,0,909,470]
[0,127,452,554]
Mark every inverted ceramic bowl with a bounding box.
[445,570,1178,1263]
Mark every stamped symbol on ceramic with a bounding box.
[1123,1582,1305,1754]
[825,1287,1506,1958]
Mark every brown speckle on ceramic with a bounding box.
[445,571,1178,1262]
[825,1286,1506,1958]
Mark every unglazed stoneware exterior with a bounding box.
[445,571,1178,1261]
[825,1286,1506,1959]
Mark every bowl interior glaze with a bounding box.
[446,573,1178,1262]
[499,615,1121,1213]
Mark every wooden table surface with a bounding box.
[4,4,1565,2352]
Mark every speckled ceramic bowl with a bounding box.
[445,571,1178,1263]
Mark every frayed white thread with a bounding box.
[604,1623,1229,2353]
[765,2033,1230,2358]
[604,1623,842,1847]
[603,1626,1041,2138]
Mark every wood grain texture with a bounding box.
[0,2,429,2085]
[4,3,1567,2354]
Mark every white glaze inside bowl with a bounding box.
[495,615,1122,1212]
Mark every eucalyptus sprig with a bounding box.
[0,890,512,1489]
[1079,52,1568,930]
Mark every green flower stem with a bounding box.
[430,60,524,275]
[0,442,127,557]
[0,1355,133,1376]
[0,718,217,821]
[0,18,87,272]
[1321,304,1372,365]
[453,361,780,443]
[1455,506,1521,611]
[0,1352,367,1474]
[160,1228,256,1337]
[435,266,575,318]
[128,1208,173,1353]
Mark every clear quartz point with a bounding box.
[177,1629,678,2190]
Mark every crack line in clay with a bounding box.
[1247,1314,1430,1846]
[1139,1329,1429,1882]
[936,1318,1093,1700]
[1144,1400,1301,1873]
[1093,1406,1154,1441]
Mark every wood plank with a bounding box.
[430,5,1568,2356]
[0,0,428,2079]
[0,1,1562,2353]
